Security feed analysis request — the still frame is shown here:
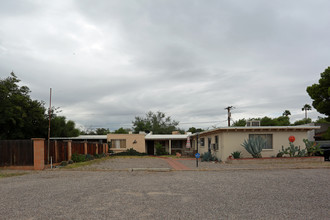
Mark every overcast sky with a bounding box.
[1,0,329,131]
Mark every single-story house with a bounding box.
[190,125,320,161]
[107,132,194,155]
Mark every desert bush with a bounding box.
[112,148,147,156]
[155,143,167,156]
[303,139,323,156]
[71,153,86,163]
[85,154,94,161]
[60,161,68,166]
[279,142,306,157]
[231,151,241,159]
[201,152,220,162]
[241,136,266,158]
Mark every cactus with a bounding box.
[241,136,266,158]
[280,142,307,157]
[303,139,322,156]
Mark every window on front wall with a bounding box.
[249,134,273,149]
[111,139,126,149]
[214,136,219,150]
[200,138,205,147]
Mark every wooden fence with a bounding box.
[1,139,108,168]
[72,142,85,155]
[0,140,34,166]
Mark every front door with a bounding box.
[208,138,212,153]
[147,141,154,155]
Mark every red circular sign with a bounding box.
[289,136,295,142]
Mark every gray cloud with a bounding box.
[1,0,329,131]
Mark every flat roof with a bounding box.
[190,126,321,136]
[145,134,188,140]
[50,135,107,140]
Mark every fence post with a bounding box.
[84,141,87,155]
[54,140,58,163]
[67,140,72,161]
[32,138,45,170]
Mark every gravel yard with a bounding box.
[0,167,329,219]
[58,156,330,171]
[178,159,330,170]
[71,157,172,170]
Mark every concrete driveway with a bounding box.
[69,156,330,171]
[0,168,329,219]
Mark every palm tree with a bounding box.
[282,110,291,117]
[302,104,312,119]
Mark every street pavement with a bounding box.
[0,158,329,219]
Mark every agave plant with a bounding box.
[241,136,266,158]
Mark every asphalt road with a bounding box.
[0,169,329,219]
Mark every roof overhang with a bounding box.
[145,134,188,140]
[190,126,321,137]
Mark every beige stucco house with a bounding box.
[107,132,193,155]
[190,126,320,161]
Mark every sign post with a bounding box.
[195,153,200,167]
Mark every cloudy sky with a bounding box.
[0,0,329,131]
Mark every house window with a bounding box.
[111,139,126,149]
[214,136,219,150]
[200,138,205,147]
[249,134,273,149]
[172,140,182,149]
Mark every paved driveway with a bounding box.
[69,156,330,171]
[0,168,329,219]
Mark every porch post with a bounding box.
[32,138,45,170]
[169,139,171,155]
[67,140,72,161]
[84,141,87,155]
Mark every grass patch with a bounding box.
[0,172,27,178]
[62,156,111,169]
[157,155,181,159]
[110,155,153,159]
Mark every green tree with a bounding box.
[301,104,312,119]
[50,116,80,137]
[95,128,110,135]
[0,72,47,139]
[232,119,247,127]
[114,127,130,134]
[273,116,291,126]
[187,127,204,133]
[132,111,180,134]
[307,67,330,118]
[293,118,312,125]
[0,72,81,139]
[282,110,291,117]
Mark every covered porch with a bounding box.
[145,134,194,156]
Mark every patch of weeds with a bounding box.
[0,172,27,178]
[112,148,147,156]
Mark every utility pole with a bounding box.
[48,88,52,164]
[225,106,234,127]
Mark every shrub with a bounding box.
[68,160,73,164]
[71,153,86,163]
[155,143,167,156]
[276,152,284,158]
[279,142,306,157]
[303,139,323,156]
[201,152,220,162]
[60,161,68,166]
[241,136,266,158]
[231,151,241,159]
[112,148,147,156]
[85,154,94,161]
